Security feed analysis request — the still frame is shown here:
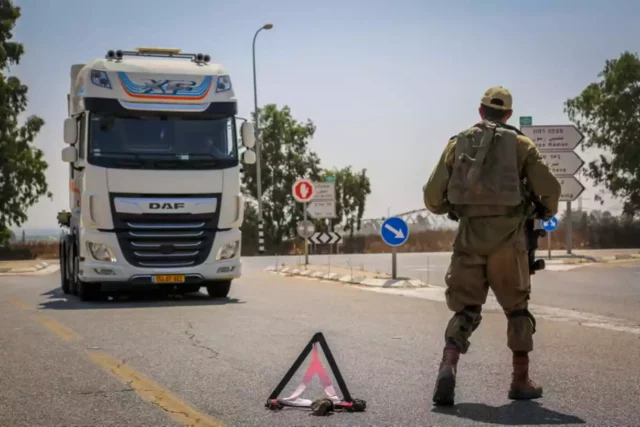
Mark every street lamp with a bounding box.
[252,22,273,256]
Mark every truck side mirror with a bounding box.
[240,122,255,148]
[61,146,78,163]
[63,118,77,144]
[242,149,256,165]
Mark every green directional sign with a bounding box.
[520,116,533,126]
[325,175,335,183]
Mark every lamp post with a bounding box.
[252,23,273,256]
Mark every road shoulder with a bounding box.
[0,260,52,274]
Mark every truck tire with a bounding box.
[73,254,101,302]
[70,242,79,296]
[60,241,71,295]
[206,280,231,299]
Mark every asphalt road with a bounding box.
[250,251,640,323]
[2,261,640,426]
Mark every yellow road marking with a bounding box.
[36,315,80,342]
[8,297,30,310]
[87,351,225,427]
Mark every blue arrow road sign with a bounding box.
[541,216,559,232]
[380,217,409,247]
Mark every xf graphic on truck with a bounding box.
[141,79,197,94]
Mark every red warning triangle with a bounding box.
[265,332,366,415]
[278,343,340,406]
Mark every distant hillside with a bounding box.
[10,228,62,243]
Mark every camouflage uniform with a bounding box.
[423,86,561,405]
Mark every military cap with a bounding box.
[481,86,513,111]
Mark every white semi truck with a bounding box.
[59,47,256,301]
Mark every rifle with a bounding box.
[525,217,546,275]
[524,188,550,275]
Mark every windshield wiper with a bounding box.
[93,152,146,167]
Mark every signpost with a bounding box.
[557,176,586,202]
[519,116,532,126]
[521,125,584,151]
[296,220,315,239]
[312,182,336,201]
[309,232,342,245]
[312,177,338,254]
[541,216,559,260]
[334,224,344,254]
[539,152,584,176]
[292,179,315,204]
[306,200,336,219]
[521,124,585,255]
[292,179,315,264]
[380,217,409,279]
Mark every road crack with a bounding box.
[149,394,208,426]
[184,321,219,359]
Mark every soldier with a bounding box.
[423,86,561,406]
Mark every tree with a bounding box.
[242,104,322,249]
[0,1,51,241]
[321,167,371,238]
[0,227,13,246]
[564,51,640,216]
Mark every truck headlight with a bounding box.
[87,242,117,262]
[90,70,112,89]
[216,241,238,260]
[215,75,232,92]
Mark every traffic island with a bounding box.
[0,260,50,274]
[536,250,640,265]
[266,263,428,288]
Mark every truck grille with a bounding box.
[115,216,216,268]
[109,193,221,268]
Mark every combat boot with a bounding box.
[432,343,460,406]
[508,354,543,400]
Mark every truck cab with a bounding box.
[59,47,256,301]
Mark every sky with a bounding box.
[10,0,640,230]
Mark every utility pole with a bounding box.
[252,23,273,255]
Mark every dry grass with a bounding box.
[0,226,630,261]
[264,227,615,256]
[0,242,59,260]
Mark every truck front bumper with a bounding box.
[77,228,242,287]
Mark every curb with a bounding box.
[0,261,50,274]
[265,266,429,288]
[543,253,640,264]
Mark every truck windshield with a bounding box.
[87,113,238,170]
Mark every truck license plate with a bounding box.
[152,275,185,284]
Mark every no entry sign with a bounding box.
[292,179,315,203]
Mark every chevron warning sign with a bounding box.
[308,232,342,245]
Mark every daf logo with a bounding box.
[141,79,197,94]
[149,202,185,210]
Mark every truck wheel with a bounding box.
[72,254,101,302]
[206,280,231,299]
[70,244,79,296]
[60,242,71,295]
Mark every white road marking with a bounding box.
[361,286,640,335]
